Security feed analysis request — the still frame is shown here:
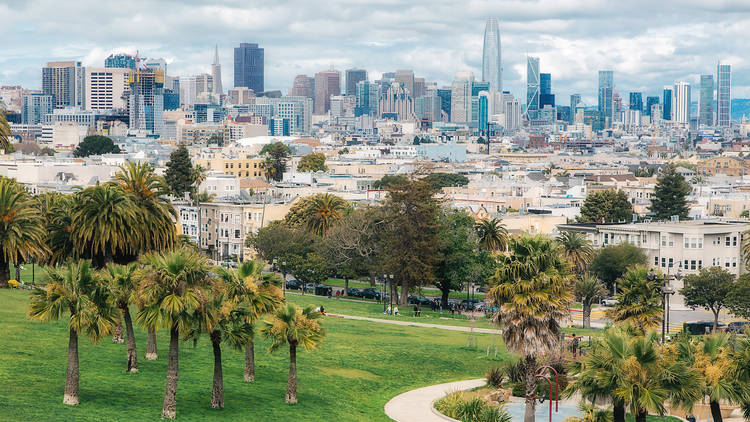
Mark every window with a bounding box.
[668,258,673,268]
[235,230,241,239]
[661,257,666,267]
[726,259,730,268]
[669,236,674,247]
[655,256,659,266]
[684,238,689,248]
[698,237,703,248]
[726,236,731,246]
[642,233,647,244]
[698,260,702,269]
[733,236,738,246]
[690,260,696,270]
[690,238,697,249]
[661,235,667,246]
[684,259,689,268]
[733,257,737,268]
[604,233,609,245]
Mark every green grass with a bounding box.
[319,277,487,300]
[0,289,509,421]
[8,262,48,284]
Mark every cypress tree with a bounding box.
[164,145,194,199]
[649,163,691,221]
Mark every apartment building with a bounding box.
[697,156,750,177]
[194,156,265,178]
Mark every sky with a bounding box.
[1,0,748,106]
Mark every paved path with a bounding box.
[384,378,486,422]
[328,313,502,334]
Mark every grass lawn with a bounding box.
[320,277,487,301]
[0,289,509,421]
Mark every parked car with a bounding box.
[346,287,363,297]
[683,320,727,335]
[601,296,618,307]
[361,288,382,300]
[285,280,301,290]
[315,285,332,296]
[461,299,480,310]
[303,283,315,293]
[727,321,750,334]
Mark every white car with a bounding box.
[602,298,618,306]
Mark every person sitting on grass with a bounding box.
[393,306,399,316]
[385,305,391,315]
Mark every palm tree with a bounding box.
[606,266,663,333]
[262,304,326,404]
[37,193,78,266]
[0,177,47,287]
[488,235,572,422]
[104,263,140,372]
[71,184,139,267]
[188,279,254,409]
[0,108,12,153]
[190,164,207,202]
[112,161,175,253]
[304,193,347,237]
[556,231,595,273]
[28,261,116,405]
[137,247,211,419]
[575,274,606,329]
[216,260,283,382]
[475,218,508,252]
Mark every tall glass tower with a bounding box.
[482,18,502,93]
[525,56,540,119]
[717,62,731,127]
[234,43,264,93]
[662,87,673,121]
[597,70,614,128]
[699,74,714,126]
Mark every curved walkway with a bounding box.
[328,313,502,334]
[384,378,486,422]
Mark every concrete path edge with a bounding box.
[384,378,486,422]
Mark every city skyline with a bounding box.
[0,1,748,105]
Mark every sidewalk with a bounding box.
[384,378,486,422]
[328,313,502,334]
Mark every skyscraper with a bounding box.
[673,82,691,124]
[42,61,85,109]
[645,96,659,116]
[128,67,165,135]
[717,61,731,127]
[345,69,367,96]
[569,94,581,124]
[526,56,540,119]
[597,70,614,128]
[21,93,54,124]
[450,72,473,123]
[211,45,223,95]
[539,73,554,108]
[482,18,502,93]
[437,88,452,120]
[355,80,379,117]
[291,75,314,98]
[104,53,136,69]
[313,69,341,114]
[662,88,673,121]
[394,70,415,96]
[234,43,264,93]
[628,92,643,112]
[699,74,714,126]
[85,67,130,111]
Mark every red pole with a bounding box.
[536,375,553,422]
[536,365,559,412]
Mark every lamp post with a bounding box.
[648,267,678,343]
[388,274,394,312]
[381,275,386,312]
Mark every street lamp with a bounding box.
[648,268,678,343]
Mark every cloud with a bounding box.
[0,0,748,102]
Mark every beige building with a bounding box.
[85,67,129,111]
[697,156,750,177]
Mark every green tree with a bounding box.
[0,178,47,287]
[383,179,440,305]
[0,109,12,152]
[262,304,325,404]
[103,263,140,372]
[434,209,477,308]
[28,261,116,405]
[260,142,291,182]
[164,144,194,198]
[726,274,750,320]
[741,210,749,219]
[38,193,77,266]
[291,252,333,288]
[137,247,211,419]
[606,266,663,333]
[680,267,735,330]
[557,231,595,273]
[488,235,572,422]
[372,174,408,190]
[422,173,469,190]
[590,243,648,293]
[246,221,316,281]
[40,146,56,156]
[475,218,508,253]
[302,193,348,237]
[578,190,634,223]
[297,152,327,172]
[72,135,120,157]
[575,274,607,329]
[649,163,692,221]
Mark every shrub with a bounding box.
[8,279,19,288]
[485,366,504,388]
[435,391,512,422]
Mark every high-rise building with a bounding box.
[143,58,167,74]
[313,69,341,114]
[503,96,521,132]
[180,76,197,107]
[645,96,659,116]
[378,82,415,121]
[85,67,130,111]
[673,81,691,124]
[437,88,452,120]
[290,75,314,98]
[628,92,643,112]
[21,93,54,124]
[234,43,264,93]
[394,70,415,96]
[699,74,714,126]
[526,56,540,119]
[662,87,673,121]
[450,72,473,123]
[597,70,614,128]
[345,69,367,96]
[104,53,136,69]
[478,91,490,134]
[413,78,426,98]
[355,80,379,117]
[569,94,581,124]
[482,17,502,94]
[42,61,85,109]
[128,68,165,135]
[539,73,554,108]
[226,87,255,105]
[211,45,223,95]
[717,61,731,127]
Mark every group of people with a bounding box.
[384,305,399,316]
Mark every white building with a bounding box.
[450,72,473,124]
[673,81,691,124]
[85,67,129,111]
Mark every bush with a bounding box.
[500,359,525,383]
[435,391,511,422]
[485,366,504,388]
[8,279,19,288]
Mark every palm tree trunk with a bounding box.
[524,354,537,422]
[122,306,138,373]
[613,400,626,422]
[63,327,80,405]
[0,260,9,288]
[583,303,591,329]
[710,400,723,422]
[146,329,157,360]
[161,325,179,419]
[635,409,648,422]
[244,339,255,382]
[211,333,224,409]
[112,316,124,343]
[286,343,298,404]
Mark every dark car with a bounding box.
[285,280,301,290]
[683,320,727,335]
[315,285,333,296]
[728,321,750,334]
[346,287,363,297]
[461,299,480,310]
[361,288,382,300]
